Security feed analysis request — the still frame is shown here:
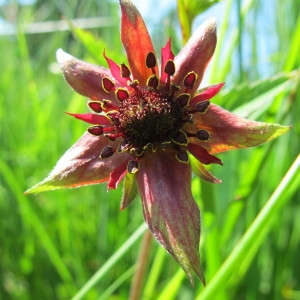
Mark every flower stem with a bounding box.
[129,229,153,300]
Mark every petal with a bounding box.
[66,113,112,125]
[107,160,129,190]
[56,49,119,104]
[120,0,158,85]
[186,104,290,154]
[136,150,205,285]
[187,143,223,165]
[160,39,174,84]
[103,51,128,86]
[189,82,225,106]
[173,18,217,95]
[25,132,130,193]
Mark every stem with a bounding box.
[129,229,153,300]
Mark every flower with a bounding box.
[26,0,289,285]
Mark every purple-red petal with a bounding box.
[136,150,205,285]
[186,104,290,154]
[160,39,175,84]
[120,0,158,85]
[187,143,223,165]
[107,160,129,190]
[190,82,225,106]
[66,113,112,125]
[173,18,217,95]
[25,133,130,193]
[103,51,129,86]
[56,49,118,104]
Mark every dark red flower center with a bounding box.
[113,89,183,148]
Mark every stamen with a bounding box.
[186,130,210,141]
[100,146,115,158]
[88,101,103,113]
[196,130,210,141]
[117,139,131,153]
[88,125,104,136]
[164,60,175,76]
[146,52,156,69]
[172,131,188,145]
[176,93,190,107]
[102,100,118,111]
[127,160,140,174]
[102,77,115,92]
[116,88,129,101]
[197,101,210,113]
[176,150,189,163]
[183,72,197,90]
[147,74,159,89]
[121,63,131,78]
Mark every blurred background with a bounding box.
[0,0,299,299]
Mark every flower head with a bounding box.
[26,0,289,284]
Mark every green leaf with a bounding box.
[177,0,220,42]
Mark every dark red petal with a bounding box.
[107,160,129,190]
[189,82,225,106]
[25,133,130,193]
[66,113,111,125]
[187,143,222,165]
[56,49,118,104]
[173,18,217,95]
[136,150,205,285]
[103,51,128,86]
[120,0,158,85]
[160,39,174,84]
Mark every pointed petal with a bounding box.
[136,150,205,284]
[173,18,217,95]
[66,113,112,125]
[189,82,225,105]
[187,143,223,165]
[120,0,158,85]
[107,160,129,190]
[56,49,118,104]
[190,155,221,184]
[103,51,128,86]
[160,39,174,84]
[25,133,130,193]
[120,173,138,210]
[186,104,290,154]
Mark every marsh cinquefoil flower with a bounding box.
[26,0,289,284]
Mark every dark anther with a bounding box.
[176,93,190,107]
[127,160,140,174]
[173,131,188,145]
[102,77,115,92]
[88,125,103,136]
[147,74,159,89]
[100,146,115,158]
[164,60,175,76]
[197,101,210,113]
[146,52,156,68]
[88,101,103,113]
[184,72,197,89]
[117,139,131,153]
[116,88,129,101]
[176,150,189,163]
[121,63,131,78]
[196,130,210,141]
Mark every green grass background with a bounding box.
[0,0,299,299]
